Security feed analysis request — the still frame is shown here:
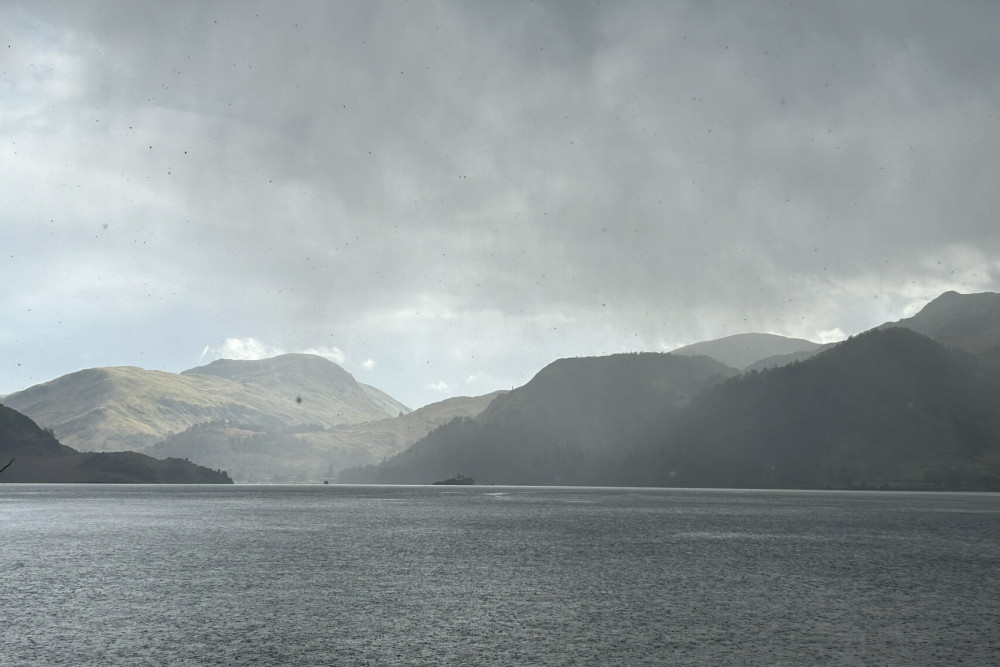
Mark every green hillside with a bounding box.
[5,354,408,453]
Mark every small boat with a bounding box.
[432,474,474,485]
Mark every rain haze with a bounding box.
[3,1,999,409]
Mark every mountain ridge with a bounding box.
[5,290,999,488]
[340,352,738,485]
[4,354,409,453]
[747,290,1000,372]
[342,326,1000,490]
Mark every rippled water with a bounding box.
[2,485,998,665]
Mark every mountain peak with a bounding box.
[887,291,1000,370]
[6,355,409,453]
[183,353,349,378]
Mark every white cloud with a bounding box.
[200,338,284,363]
[815,328,847,345]
[301,346,346,365]
[198,339,349,367]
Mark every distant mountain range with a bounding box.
[2,352,497,483]
[670,333,821,369]
[0,403,230,483]
[341,291,1000,490]
[4,290,1000,488]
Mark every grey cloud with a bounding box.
[3,1,999,406]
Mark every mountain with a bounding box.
[7,290,997,488]
[180,353,411,422]
[749,290,1000,372]
[624,327,1000,490]
[342,328,1000,490]
[0,403,231,483]
[150,391,504,483]
[882,291,1000,370]
[339,353,737,485]
[4,354,409,453]
[670,333,820,369]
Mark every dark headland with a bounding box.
[432,474,474,485]
[0,403,232,483]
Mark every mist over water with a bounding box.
[2,485,998,665]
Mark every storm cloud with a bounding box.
[3,1,998,407]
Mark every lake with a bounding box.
[2,485,998,665]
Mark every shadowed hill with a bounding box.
[342,329,1000,490]
[0,403,232,483]
[339,353,737,485]
[744,343,837,372]
[0,402,75,458]
[625,328,1000,490]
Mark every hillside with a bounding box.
[359,383,411,417]
[0,403,232,483]
[0,402,76,458]
[624,327,1000,490]
[745,343,837,372]
[4,354,408,453]
[339,353,737,485]
[150,391,503,483]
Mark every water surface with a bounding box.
[2,485,998,665]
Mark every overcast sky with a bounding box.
[3,1,999,408]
